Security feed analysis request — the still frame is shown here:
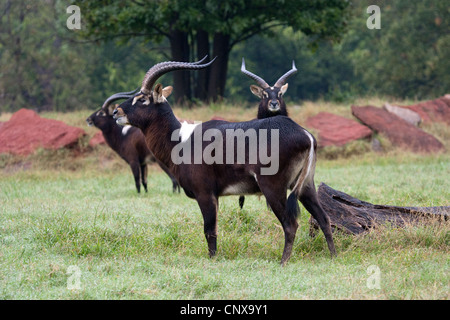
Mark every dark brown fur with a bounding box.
[239,85,289,209]
[86,108,180,193]
[113,85,336,264]
[256,87,288,119]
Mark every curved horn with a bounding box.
[192,55,208,65]
[240,58,269,89]
[273,61,297,88]
[101,88,140,110]
[141,56,217,94]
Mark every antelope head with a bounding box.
[241,58,297,118]
[112,56,216,129]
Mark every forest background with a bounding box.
[0,0,448,113]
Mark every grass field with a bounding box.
[0,101,449,300]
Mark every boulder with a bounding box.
[89,131,106,147]
[351,105,444,153]
[401,96,450,125]
[383,103,421,126]
[0,108,86,155]
[305,112,372,147]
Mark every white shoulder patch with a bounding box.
[122,125,132,136]
[179,121,200,142]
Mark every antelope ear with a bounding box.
[162,86,173,98]
[250,85,264,98]
[153,83,165,103]
[280,83,288,96]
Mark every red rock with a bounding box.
[305,112,372,147]
[443,94,450,104]
[0,108,86,155]
[383,103,421,126]
[89,131,106,147]
[351,105,445,153]
[401,97,450,125]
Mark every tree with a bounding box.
[342,0,450,99]
[0,0,96,112]
[77,0,350,104]
[227,27,360,103]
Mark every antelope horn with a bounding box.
[240,58,269,89]
[101,88,140,110]
[141,56,217,95]
[192,55,208,65]
[273,61,297,88]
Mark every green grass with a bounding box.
[0,106,449,300]
[1,151,448,299]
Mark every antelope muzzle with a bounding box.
[268,99,280,112]
[113,107,129,126]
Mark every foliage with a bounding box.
[228,28,359,103]
[231,0,450,102]
[344,0,450,99]
[0,0,91,111]
[76,0,350,102]
[0,0,448,113]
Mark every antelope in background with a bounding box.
[87,89,180,193]
[238,58,298,209]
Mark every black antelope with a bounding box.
[111,57,336,265]
[87,89,180,193]
[238,58,298,209]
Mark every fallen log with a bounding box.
[310,183,449,235]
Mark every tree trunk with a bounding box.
[169,30,191,104]
[309,183,449,236]
[207,32,230,102]
[195,29,210,102]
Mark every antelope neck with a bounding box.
[141,107,181,168]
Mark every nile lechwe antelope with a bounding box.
[87,89,180,193]
[111,57,336,265]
